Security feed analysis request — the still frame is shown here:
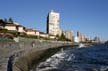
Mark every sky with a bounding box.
[0,0,108,41]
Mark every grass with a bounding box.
[0,38,14,42]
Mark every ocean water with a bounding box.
[35,44,108,71]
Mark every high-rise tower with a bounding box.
[47,10,61,36]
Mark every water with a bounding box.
[35,44,108,71]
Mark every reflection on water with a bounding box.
[35,44,108,71]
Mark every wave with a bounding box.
[35,44,108,71]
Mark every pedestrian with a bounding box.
[31,41,35,48]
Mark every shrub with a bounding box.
[0,28,8,33]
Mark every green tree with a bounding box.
[8,18,14,23]
[56,34,59,38]
[58,33,66,41]
[4,18,8,23]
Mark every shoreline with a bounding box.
[12,45,74,71]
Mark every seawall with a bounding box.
[11,45,73,71]
[0,37,74,71]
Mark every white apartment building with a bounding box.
[47,10,61,36]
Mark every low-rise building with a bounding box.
[49,34,56,39]
[64,31,73,41]
[39,32,48,38]
[25,29,36,36]
[93,36,101,43]
[17,25,25,33]
[35,30,40,37]
[4,23,18,32]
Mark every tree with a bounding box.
[4,18,8,23]
[56,34,59,38]
[0,19,6,27]
[58,33,66,41]
[8,18,14,23]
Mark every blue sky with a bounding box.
[0,0,108,41]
